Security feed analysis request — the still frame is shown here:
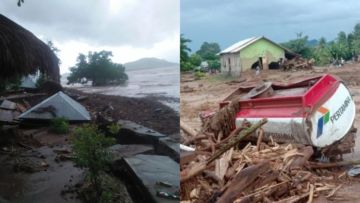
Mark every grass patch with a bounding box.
[194,71,206,80]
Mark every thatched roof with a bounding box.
[0,14,60,82]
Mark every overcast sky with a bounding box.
[1,0,179,74]
[181,0,360,52]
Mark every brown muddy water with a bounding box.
[0,146,83,203]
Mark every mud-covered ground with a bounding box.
[0,87,180,202]
[180,64,360,135]
[65,88,180,140]
[180,64,360,202]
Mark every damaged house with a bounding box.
[219,36,296,76]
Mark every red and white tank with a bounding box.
[220,74,356,148]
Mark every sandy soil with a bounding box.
[180,64,360,202]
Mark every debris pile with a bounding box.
[180,119,358,203]
[281,56,314,71]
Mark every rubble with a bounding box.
[281,56,314,71]
[180,120,358,202]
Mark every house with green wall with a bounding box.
[219,36,295,76]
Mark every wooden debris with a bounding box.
[281,56,314,71]
[216,162,270,203]
[181,119,267,183]
[181,120,199,138]
[308,159,360,169]
[0,93,46,102]
[181,117,351,202]
[215,147,233,181]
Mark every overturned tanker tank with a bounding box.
[220,74,356,156]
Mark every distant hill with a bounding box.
[124,57,178,70]
[306,39,319,47]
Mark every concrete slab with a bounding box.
[109,144,153,160]
[154,137,179,163]
[0,109,19,123]
[117,120,167,145]
[122,155,179,203]
[0,100,16,110]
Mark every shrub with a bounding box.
[50,117,69,134]
[107,123,121,135]
[71,124,116,201]
[194,71,205,80]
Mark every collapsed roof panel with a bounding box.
[18,91,91,121]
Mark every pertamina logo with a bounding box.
[317,106,330,138]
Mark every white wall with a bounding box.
[220,53,241,76]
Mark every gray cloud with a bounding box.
[1,0,179,47]
[181,0,360,51]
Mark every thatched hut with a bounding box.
[0,14,60,82]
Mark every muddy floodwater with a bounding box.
[0,146,83,203]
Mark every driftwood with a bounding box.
[282,146,314,171]
[308,159,360,169]
[281,56,314,71]
[180,151,197,166]
[181,130,349,202]
[207,119,267,164]
[181,119,267,183]
[216,162,270,203]
[181,121,211,146]
[0,93,47,102]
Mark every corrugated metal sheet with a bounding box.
[219,37,259,54]
[219,36,295,55]
[18,91,91,121]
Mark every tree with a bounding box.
[318,37,327,49]
[67,51,128,86]
[72,124,115,201]
[208,60,221,70]
[180,34,192,71]
[17,0,24,7]
[281,33,313,59]
[312,37,331,66]
[196,42,221,61]
[351,23,360,55]
[189,53,202,67]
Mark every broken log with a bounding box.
[215,162,270,203]
[308,159,360,169]
[282,146,314,171]
[181,120,207,145]
[0,93,47,101]
[207,118,267,164]
[215,147,233,181]
[256,128,264,151]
